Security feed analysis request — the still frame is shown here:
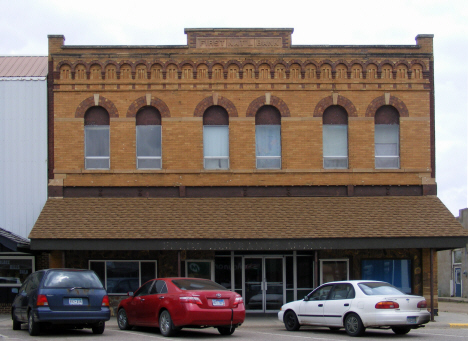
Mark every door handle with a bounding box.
[140,298,145,301]
[344,303,349,306]
[318,304,323,307]
[265,282,268,291]
[159,296,164,299]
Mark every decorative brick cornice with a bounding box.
[126,96,171,118]
[75,96,119,118]
[194,96,238,117]
[365,95,409,117]
[246,95,291,117]
[313,95,358,117]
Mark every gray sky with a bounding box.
[1,0,466,216]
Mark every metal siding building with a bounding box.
[0,57,48,239]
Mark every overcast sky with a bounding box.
[1,0,466,216]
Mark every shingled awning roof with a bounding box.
[29,196,468,251]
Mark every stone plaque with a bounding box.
[196,37,282,49]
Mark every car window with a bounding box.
[43,270,104,289]
[358,282,405,295]
[155,280,168,294]
[308,285,333,301]
[134,280,154,297]
[329,284,355,300]
[172,279,227,291]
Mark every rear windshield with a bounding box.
[43,270,104,289]
[172,279,227,291]
[358,282,405,296]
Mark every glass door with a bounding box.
[244,257,284,312]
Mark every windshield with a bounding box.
[172,279,227,291]
[358,282,406,296]
[44,270,104,289]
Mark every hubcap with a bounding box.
[347,316,358,333]
[160,312,169,333]
[118,311,126,327]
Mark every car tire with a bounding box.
[391,326,411,335]
[344,313,365,337]
[117,309,132,330]
[284,310,300,331]
[159,310,176,337]
[217,326,236,335]
[92,321,105,334]
[28,311,40,336]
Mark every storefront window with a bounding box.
[320,259,348,284]
[215,257,231,289]
[0,256,34,304]
[186,260,213,280]
[361,259,411,294]
[89,260,157,295]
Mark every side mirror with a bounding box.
[128,292,134,297]
[303,296,309,301]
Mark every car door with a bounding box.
[138,280,166,326]
[323,283,355,326]
[13,276,31,321]
[298,284,333,325]
[129,281,154,325]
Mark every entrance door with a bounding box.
[454,267,462,297]
[244,257,284,312]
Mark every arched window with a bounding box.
[375,106,400,169]
[136,106,162,169]
[84,107,110,169]
[203,106,229,169]
[323,106,348,169]
[255,106,281,169]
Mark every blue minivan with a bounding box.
[11,268,110,335]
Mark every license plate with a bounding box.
[69,298,83,305]
[407,316,417,324]
[212,299,225,306]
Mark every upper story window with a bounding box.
[256,106,281,169]
[375,106,400,169]
[323,106,348,169]
[84,107,110,169]
[136,106,162,169]
[203,106,229,170]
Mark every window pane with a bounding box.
[106,261,139,294]
[90,261,105,286]
[141,262,156,284]
[256,125,281,157]
[205,158,229,170]
[361,259,411,294]
[204,126,229,157]
[186,261,211,279]
[137,158,162,169]
[375,143,398,156]
[375,156,400,169]
[297,256,314,288]
[85,158,110,169]
[137,125,161,157]
[322,260,348,283]
[375,124,399,144]
[215,257,231,289]
[85,126,109,157]
[0,258,33,285]
[323,125,347,156]
[257,157,281,169]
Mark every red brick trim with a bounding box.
[246,95,291,117]
[193,96,238,117]
[365,95,409,117]
[313,95,358,117]
[126,96,171,118]
[75,96,119,118]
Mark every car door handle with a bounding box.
[159,296,164,299]
[344,303,349,306]
[140,298,145,301]
[318,304,323,307]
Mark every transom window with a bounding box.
[255,106,281,169]
[136,106,162,169]
[84,106,110,169]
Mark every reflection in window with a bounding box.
[320,259,348,284]
[361,259,411,294]
[186,260,213,280]
[89,260,157,294]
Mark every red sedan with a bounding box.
[117,278,245,336]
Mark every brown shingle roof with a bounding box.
[29,196,467,240]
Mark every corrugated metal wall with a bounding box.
[0,79,48,239]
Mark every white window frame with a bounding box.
[203,125,229,170]
[255,125,281,169]
[136,125,162,169]
[323,124,348,169]
[185,260,214,280]
[375,124,400,169]
[88,260,157,295]
[84,125,110,169]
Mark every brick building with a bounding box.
[30,28,468,314]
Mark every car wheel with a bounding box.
[391,326,411,335]
[92,321,105,334]
[159,310,176,337]
[284,310,300,331]
[117,309,132,330]
[217,326,236,335]
[28,311,40,336]
[344,313,365,337]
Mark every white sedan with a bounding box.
[278,280,430,336]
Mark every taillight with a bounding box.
[179,296,202,305]
[36,294,48,306]
[375,301,399,309]
[417,300,427,308]
[233,296,243,307]
[101,295,110,307]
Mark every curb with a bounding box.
[449,323,468,328]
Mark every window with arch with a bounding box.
[136,106,162,169]
[375,106,400,169]
[203,106,229,169]
[323,106,348,169]
[84,107,110,169]
[255,106,281,169]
